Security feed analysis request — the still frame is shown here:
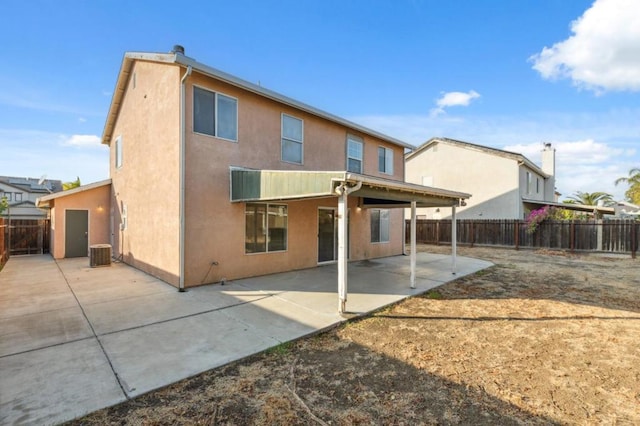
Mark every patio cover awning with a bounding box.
[230,168,470,314]
[230,168,470,208]
[523,198,615,218]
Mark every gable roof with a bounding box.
[36,179,111,208]
[102,49,413,150]
[0,176,62,193]
[406,137,549,178]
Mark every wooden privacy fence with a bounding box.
[406,219,639,257]
[0,218,7,268]
[0,219,50,259]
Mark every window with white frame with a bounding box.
[281,114,303,164]
[346,135,363,173]
[245,203,288,253]
[193,86,238,141]
[115,136,123,169]
[15,193,22,202]
[526,171,532,194]
[536,177,540,193]
[370,209,390,243]
[378,147,393,175]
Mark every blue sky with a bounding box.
[1,0,638,200]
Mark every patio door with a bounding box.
[318,208,349,263]
[65,209,88,258]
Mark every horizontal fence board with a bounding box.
[406,219,638,257]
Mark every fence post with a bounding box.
[632,221,637,259]
[436,221,440,246]
[470,221,475,248]
[514,221,519,250]
[570,221,574,253]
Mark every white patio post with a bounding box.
[337,189,348,313]
[452,204,457,275]
[410,201,417,289]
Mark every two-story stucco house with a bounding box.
[0,176,62,220]
[405,137,556,220]
[38,46,469,311]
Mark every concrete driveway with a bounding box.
[0,252,492,425]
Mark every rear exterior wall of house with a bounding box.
[109,61,407,288]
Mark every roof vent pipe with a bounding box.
[172,45,185,55]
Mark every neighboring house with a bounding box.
[405,137,558,220]
[613,201,640,219]
[38,46,468,304]
[0,176,62,220]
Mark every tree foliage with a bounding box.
[563,191,614,206]
[63,176,81,191]
[0,196,7,215]
[614,167,640,205]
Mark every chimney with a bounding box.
[541,142,555,176]
[172,45,185,55]
[541,143,556,201]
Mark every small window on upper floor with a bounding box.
[115,136,123,169]
[15,193,22,202]
[536,177,540,193]
[526,171,532,194]
[346,135,363,173]
[378,147,394,175]
[193,86,238,141]
[281,114,303,164]
[3,192,12,201]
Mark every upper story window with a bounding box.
[3,192,12,201]
[281,114,303,164]
[347,135,363,173]
[115,136,123,169]
[536,177,540,193]
[193,86,238,141]
[15,193,22,202]
[378,147,394,175]
[526,171,532,194]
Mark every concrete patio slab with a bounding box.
[0,306,92,357]
[0,338,125,425]
[100,309,280,397]
[0,251,492,424]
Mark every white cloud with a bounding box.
[0,129,108,183]
[61,134,102,148]
[78,117,87,123]
[530,0,640,93]
[431,90,480,116]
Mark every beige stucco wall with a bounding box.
[106,60,406,288]
[108,61,181,285]
[49,184,111,259]
[182,71,405,286]
[406,142,523,219]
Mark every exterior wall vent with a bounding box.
[90,244,112,267]
[172,45,185,55]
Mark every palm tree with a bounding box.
[614,167,640,204]
[564,191,614,206]
[62,176,81,191]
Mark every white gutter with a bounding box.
[179,64,192,292]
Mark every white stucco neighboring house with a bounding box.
[613,201,640,219]
[0,176,62,220]
[405,137,557,220]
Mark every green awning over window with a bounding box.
[230,168,470,208]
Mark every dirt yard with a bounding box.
[70,246,640,425]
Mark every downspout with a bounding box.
[179,64,192,292]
